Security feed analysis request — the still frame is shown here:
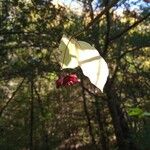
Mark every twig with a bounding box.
[80,75,96,146]
[71,0,120,38]
[94,96,109,150]
[103,0,111,57]
[0,0,120,39]
[33,85,49,150]
[0,78,25,117]
[110,46,146,85]
[85,0,120,30]
[29,79,34,150]
[33,85,44,116]
[88,0,94,21]
[110,13,150,41]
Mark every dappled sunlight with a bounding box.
[0,0,149,149]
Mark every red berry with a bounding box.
[56,73,80,88]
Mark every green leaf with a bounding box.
[142,112,150,117]
[128,107,143,117]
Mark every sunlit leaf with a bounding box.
[59,35,109,92]
[76,41,109,92]
[59,35,78,68]
[128,107,143,117]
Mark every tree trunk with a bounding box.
[105,80,138,150]
[94,96,109,150]
[30,79,34,150]
[81,77,96,147]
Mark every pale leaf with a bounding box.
[76,41,109,92]
[59,35,109,92]
[59,35,78,69]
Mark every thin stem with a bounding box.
[94,96,109,150]
[29,79,34,150]
[72,0,120,38]
[110,13,150,41]
[103,0,111,57]
[0,78,25,117]
[34,85,49,150]
[80,75,96,146]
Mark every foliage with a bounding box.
[0,0,149,150]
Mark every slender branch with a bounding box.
[33,84,49,150]
[72,0,120,38]
[103,0,111,57]
[110,13,150,41]
[86,0,119,29]
[0,62,60,81]
[83,86,97,97]
[111,46,146,85]
[34,86,44,115]
[29,79,34,150]
[88,0,94,20]
[80,75,96,146]
[118,46,142,60]
[94,96,109,150]
[82,86,109,149]
[0,0,120,38]
[0,30,41,35]
[0,78,25,117]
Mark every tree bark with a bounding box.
[105,79,138,150]
[94,96,109,150]
[29,79,34,150]
[81,76,96,146]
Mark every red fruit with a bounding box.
[55,76,64,88]
[56,74,80,88]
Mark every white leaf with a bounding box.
[59,35,78,69]
[76,41,109,92]
[59,35,109,92]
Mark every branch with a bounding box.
[0,30,52,35]
[0,63,60,81]
[1,0,120,38]
[29,79,34,150]
[110,13,150,41]
[0,30,36,35]
[80,75,96,145]
[117,45,148,63]
[94,96,109,150]
[103,0,111,57]
[34,85,44,115]
[88,0,94,20]
[86,0,119,29]
[0,78,25,116]
[33,84,49,149]
[73,0,120,37]
[110,46,147,85]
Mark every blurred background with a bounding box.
[0,0,150,149]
